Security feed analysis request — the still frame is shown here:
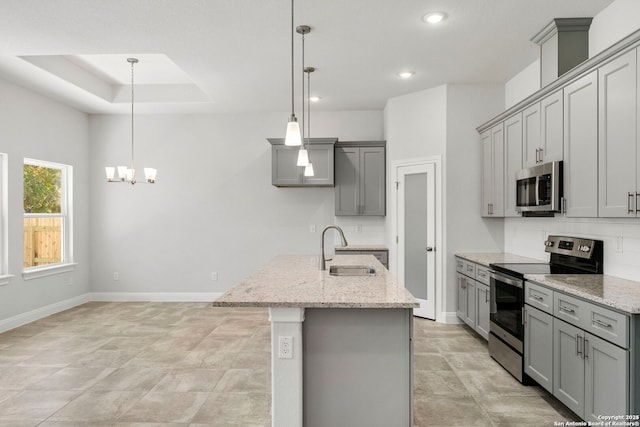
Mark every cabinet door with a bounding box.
[335,147,359,215]
[540,90,564,163]
[491,124,505,216]
[481,129,493,216]
[524,305,554,393]
[464,277,476,328]
[360,147,385,215]
[563,70,598,217]
[554,318,585,417]
[584,332,629,422]
[598,49,638,217]
[504,113,523,217]
[272,145,302,186]
[456,273,467,322]
[475,282,490,340]
[522,102,541,168]
[481,124,504,217]
[304,144,334,186]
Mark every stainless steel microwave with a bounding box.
[515,161,562,213]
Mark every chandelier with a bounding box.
[105,58,157,184]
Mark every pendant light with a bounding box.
[296,25,311,166]
[303,66,315,177]
[105,58,157,184]
[284,0,302,146]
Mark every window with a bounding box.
[23,158,74,278]
[0,153,9,286]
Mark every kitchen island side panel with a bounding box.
[303,308,413,427]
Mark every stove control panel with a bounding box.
[544,235,599,259]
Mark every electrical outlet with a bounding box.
[113,272,119,281]
[356,224,362,233]
[211,272,218,281]
[278,336,293,359]
[616,236,623,253]
[310,224,316,233]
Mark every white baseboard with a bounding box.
[0,293,91,333]
[442,311,463,324]
[89,292,223,302]
[0,292,224,334]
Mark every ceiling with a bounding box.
[0,0,615,114]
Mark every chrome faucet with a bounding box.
[320,225,348,270]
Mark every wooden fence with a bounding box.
[23,217,62,268]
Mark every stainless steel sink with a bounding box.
[329,265,376,276]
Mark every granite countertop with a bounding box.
[336,245,388,251]
[525,274,640,314]
[212,254,418,309]
[455,252,544,267]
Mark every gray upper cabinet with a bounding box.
[481,124,504,217]
[268,138,337,187]
[335,142,386,216]
[523,91,563,168]
[563,70,598,217]
[598,49,639,217]
[504,113,523,217]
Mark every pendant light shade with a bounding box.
[285,118,302,146]
[296,148,309,166]
[304,162,314,176]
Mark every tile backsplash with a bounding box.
[505,217,640,282]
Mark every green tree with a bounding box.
[23,164,61,213]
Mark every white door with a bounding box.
[396,162,436,319]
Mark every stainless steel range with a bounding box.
[488,235,603,383]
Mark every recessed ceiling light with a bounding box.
[398,71,415,79]
[423,12,446,24]
[309,96,321,102]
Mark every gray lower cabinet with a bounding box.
[456,272,475,329]
[524,305,554,393]
[335,142,385,216]
[553,318,629,421]
[268,138,337,187]
[335,248,388,269]
[475,283,490,340]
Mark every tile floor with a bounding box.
[0,302,578,426]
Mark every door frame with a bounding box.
[391,156,443,322]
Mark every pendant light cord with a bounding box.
[290,0,295,117]
[301,30,305,145]
[131,59,135,170]
[307,68,311,148]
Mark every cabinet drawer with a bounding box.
[554,292,587,328]
[475,266,491,285]
[584,304,629,349]
[525,282,554,314]
[456,257,465,274]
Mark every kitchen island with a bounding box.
[213,254,418,427]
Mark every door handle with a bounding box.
[426,247,434,252]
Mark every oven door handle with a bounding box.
[489,271,523,288]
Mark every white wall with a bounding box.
[0,77,91,324]
[89,111,383,295]
[504,59,540,109]
[589,0,640,57]
[384,84,504,320]
[445,84,505,313]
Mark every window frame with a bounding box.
[0,153,11,286]
[22,158,75,280]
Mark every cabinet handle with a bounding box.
[532,295,544,301]
[584,338,589,359]
[467,265,474,272]
[636,192,640,214]
[559,305,575,314]
[576,334,583,357]
[629,192,635,214]
[486,290,489,304]
[535,148,539,163]
[593,319,612,329]
[539,147,543,163]
[561,197,566,214]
